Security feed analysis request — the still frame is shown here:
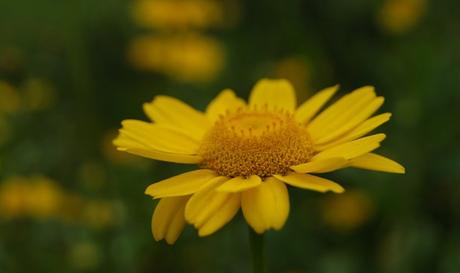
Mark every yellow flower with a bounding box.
[274,56,312,101]
[0,81,21,114]
[26,176,63,218]
[377,0,426,34]
[0,177,29,219]
[132,0,224,30]
[114,79,405,244]
[128,34,224,83]
[321,190,374,232]
[0,176,63,219]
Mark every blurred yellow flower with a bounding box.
[58,193,123,229]
[114,78,405,244]
[0,177,28,219]
[321,190,374,231]
[378,0,426,34]
[128,34,224,83]
[275,57,312,101]
[0,175,124,229]
[0,81,21,114]
[0,176,63,219]
[133,0,224,30]
[26,176,63,218]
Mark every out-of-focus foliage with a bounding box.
[0,0,459,273]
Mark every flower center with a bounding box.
[199,108,315,177]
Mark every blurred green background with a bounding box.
[1,0,460,272]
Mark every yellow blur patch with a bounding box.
[321,190,374,232]
[128,34,224,83]
[0,81,21,114]
[378,0,426,34]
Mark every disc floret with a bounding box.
[199,108,315,177]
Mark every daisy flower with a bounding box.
[114,79,404,244]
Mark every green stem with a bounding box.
[248,227,265,273]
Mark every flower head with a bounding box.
[114,79,405,244]
[132,0,224,30]
[128,34,224,83]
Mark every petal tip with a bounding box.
[164,238,177,245]
[395,166,406,174]
[376,133,387,141]
[363,85,375,90]
[144,185,159,198]
[382,112,392,119]
[329,84,340,93]
[250,226,266,234]
[197,229,212,237]
[152,235,162,242]
[333,186,346,194]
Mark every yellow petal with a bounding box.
[290,157,347,173]
[143,95,210,140]
[113,119,202,164]
[198,194,240,237]
[185,177,240,236]
[184,176,228,223]
[249,79,296,112]
[241,189,265,233]
[115,146,201,164]
[314,97,385,144]
[275,173,344,193]
[349,153,405,174]
[216,175,262,192]
[315,113,391,151]
[151,196,189,244]
[206,89,246,123]
[308,86,376,140]
[191,194,232,228]
[264,178,290,229]
[145,169,217,198]
[241,178,290,234]
[295,85,339,124]
[116,119,200,154]
[164,205,187,244]
[313,134,386,161]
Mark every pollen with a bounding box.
[199,108,315,177]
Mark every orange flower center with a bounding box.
[199,108,315,177]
